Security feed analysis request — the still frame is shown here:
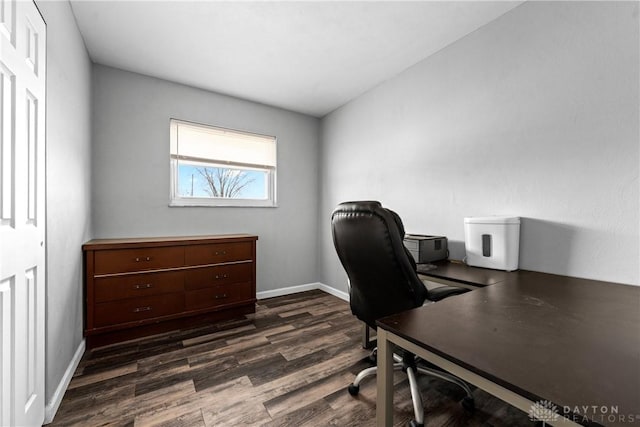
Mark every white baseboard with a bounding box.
[317,283,349,301]
[256,282,349,302]
[44,339,85,424]
[256,282,323,299]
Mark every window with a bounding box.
[170,119,277,207]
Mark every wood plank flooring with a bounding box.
[49,290,535,426]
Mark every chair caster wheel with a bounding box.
[461,396,475,413]
[409,420,423,427]
[368,349,377,364]
[347,384,360,396]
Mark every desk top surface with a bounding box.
[378,271,640,426]
[418,260,519,287]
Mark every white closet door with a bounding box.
[0,0,46,425]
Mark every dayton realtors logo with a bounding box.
[562,405,637,424]
[528,400,560,424]
[529,401,638,425]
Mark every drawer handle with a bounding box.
[214,250,227,256]
[134,256,152,262]
[133,306,152,313]
[214,274,229,279]
[215,294,228,299]
[133,283,153,290]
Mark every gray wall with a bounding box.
[33,1,639,415]
[92,65,320,291]
[36,0,93,405]
[319,1,639,291]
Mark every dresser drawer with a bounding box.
[94,247,184,274]
[94,294,185,327]
[184,263,252,291]
[185,242,252,266]
[185,282,253,311]
[94,271,184,303]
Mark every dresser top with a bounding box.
[83,234,258,250]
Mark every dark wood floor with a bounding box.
[49,290,535,426]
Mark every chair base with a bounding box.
[348,353,474,426]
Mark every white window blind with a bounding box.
[170,119,276,169]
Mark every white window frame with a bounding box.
[169,119,277,207]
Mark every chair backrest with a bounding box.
[331,201,428,328]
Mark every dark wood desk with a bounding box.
[377,269,640,427]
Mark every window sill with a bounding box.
[169,198,277,208]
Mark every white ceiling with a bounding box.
[70,1,523,117]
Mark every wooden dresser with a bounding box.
[83,234,258,348]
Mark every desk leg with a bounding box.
[377,328,393,427]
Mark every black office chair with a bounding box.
[331,201,474,427]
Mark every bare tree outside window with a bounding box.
[197,167,256,198]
